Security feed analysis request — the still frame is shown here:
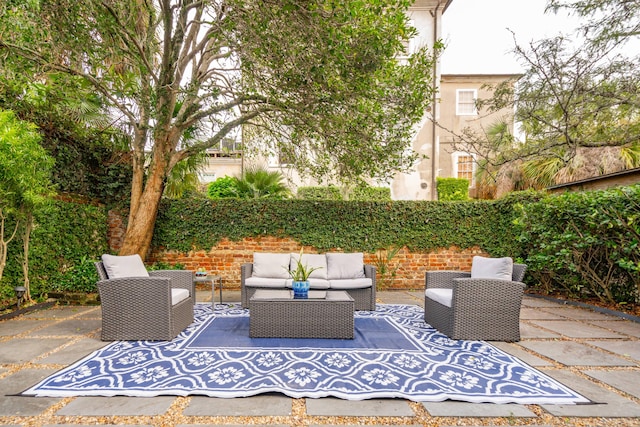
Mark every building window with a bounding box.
[452,152,475,186]
[456,89,477,116]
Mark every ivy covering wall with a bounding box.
[0,198,109,303]
[152,192,534,257]
[2,185,637,309]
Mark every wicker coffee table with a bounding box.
[249,290,355,339]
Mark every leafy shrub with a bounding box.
[207,169,292,199]
[0,199,108,303]
[52,256,99,293]
[517,186,640,305]
[437,177,469,201]
[235,168,292,199]
[207,176,240,199]
[297,186,343,200]
[350,185,391,201]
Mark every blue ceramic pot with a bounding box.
[292,280,310,299]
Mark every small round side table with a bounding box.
[194,274,223,307]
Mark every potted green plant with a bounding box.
[287,249,322,299]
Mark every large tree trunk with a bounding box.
[119,130,176,259]
[119,164,167,259]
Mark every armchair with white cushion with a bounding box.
[95,254,194,341]
[424,256,527,342]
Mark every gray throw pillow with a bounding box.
[101,254,149,279]
[470,256,513,280]
[252,253,291,279]
[290,253,328,279]
[327,252,366,280]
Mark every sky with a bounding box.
[441,0,581,74]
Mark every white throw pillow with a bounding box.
[252,253,291,279]
[470,256,513,280]
[326,252,366,280]
[290,253,328,279]
[101,254,149,279]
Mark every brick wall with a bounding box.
[147,236,488,290]
[107,210,125,253]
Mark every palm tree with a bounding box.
[163,152,207,199]
[235,167,292,199]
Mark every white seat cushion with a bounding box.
[171,288,190,305]
[290,253,328,279]
[101,254,149,279]
[326,253,366,279]
[245,277,288,288]
[425,288,453,308]
[329,278,372,290]
[470,256,513,280]
[252,253,291,279]
[285,278,331,289]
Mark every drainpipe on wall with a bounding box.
[430,2,443,201]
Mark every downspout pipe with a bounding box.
[430,2,443,200]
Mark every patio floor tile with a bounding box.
[588,320,640,338]
[540,369,640,417]
[184,395,292,416]
[56,396,176,416]
[305,397,414,417]
[0,338,69,364]
[421,401,537,417]
[586,339,640,361]
[25,319,102,337]
[582,369,640,398]
[527,320,626,338]
[0,319,54,337]
[519,340,635,366]
[0,368,60,416]
[35,338,106,365]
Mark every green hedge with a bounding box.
[3,185,636,308]
[350,186,391,201]
[297,186,342,200]
[297,185,391,201]
[517,186,640,305]
[437,177,469,201]
[0,199,109,304]
[152,193,530,257]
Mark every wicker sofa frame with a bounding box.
[241,263,376,311]
[424,264,527,342]
[95,262,195,341]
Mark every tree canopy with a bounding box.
[0,0,439,257]
[445,0,640,195]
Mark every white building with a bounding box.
[200,1,518,200]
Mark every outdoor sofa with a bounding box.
[241,252,376,310]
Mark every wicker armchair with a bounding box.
[95,261,195,341]
[424,263,527,342]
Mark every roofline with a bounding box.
[442,0,454,14]
[546,167,640,190]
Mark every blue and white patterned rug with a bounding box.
[24,303,588,404]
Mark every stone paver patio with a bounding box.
[0,290,638,426]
